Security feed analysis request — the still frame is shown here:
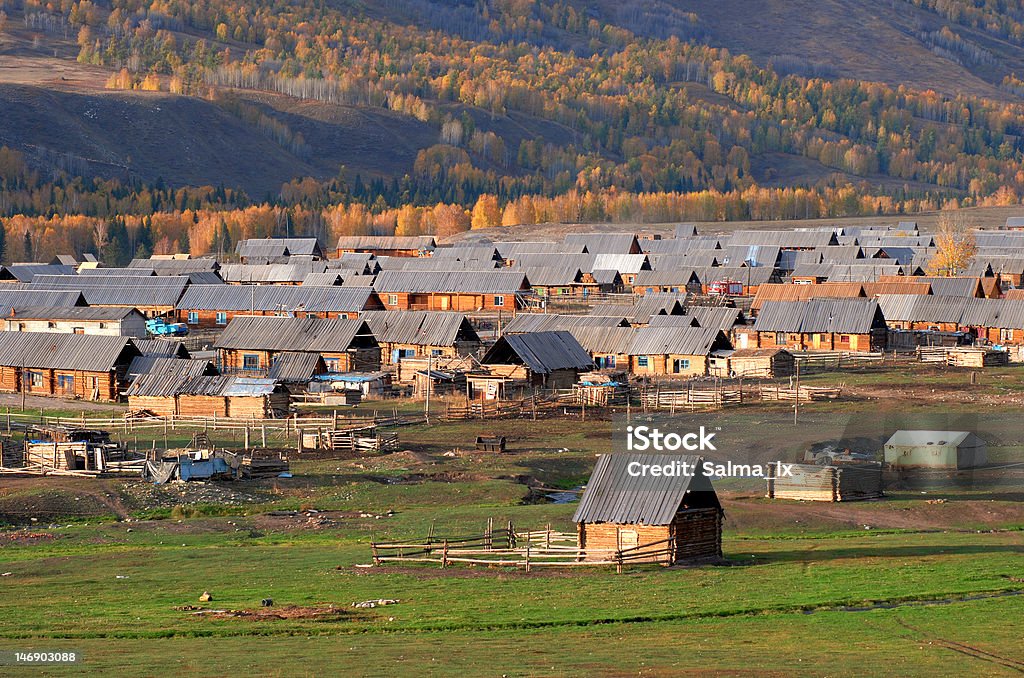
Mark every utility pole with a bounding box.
[425,349,431,424]
[793,361,800,425]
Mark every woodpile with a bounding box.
[767,463,884,502]
[299,425,400,453]
[916,346,1008,367]
[240,452,289,479]
[759,385,841,402]
[639,387,741,409]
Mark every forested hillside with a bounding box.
[4,0,1024,260]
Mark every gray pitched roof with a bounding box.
[482,331,593,373]
[572,453,720,525]
[214,316,377,352]
[0,332,139,371]
[0,289,86,309]
[28,275,189,307]
[626,327,731,356]
[373,270,528,294]
[175,285,378,313]
[361,310,480,345]
[754,299,886,334]
[0,306,139,321]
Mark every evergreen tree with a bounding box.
[102,216,130,266]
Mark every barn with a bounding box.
[884,430,987,469]
[573,453,723,565]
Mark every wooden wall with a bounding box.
[0,366,119,401]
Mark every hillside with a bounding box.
[3,0,1024,233]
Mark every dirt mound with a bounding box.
[184,604,346,621]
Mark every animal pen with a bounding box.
[370,521,711,573]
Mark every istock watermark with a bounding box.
[625,425,717,452]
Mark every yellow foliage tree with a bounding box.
[470,194,501,229]
[927,212,976,277]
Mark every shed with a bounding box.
[573,453,723,564]
[478,330,593,393]
[883,430,987,469]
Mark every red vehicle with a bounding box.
[708,279,743,296]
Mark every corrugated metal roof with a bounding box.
[268,352,326,382]
[728,230,838,248]
[0,331,139,371]
[0,289,86,308]
[504,314,631,333]
[520,266,583,286]
[301,272,344,286]
[29,275,189,307]
[648,307,744,330]
[214,315,377,352]
[336,235,436,251]
[754,299,885,333]
[373,270,528,294]
[0,306,139,321]
[3,264,77,282]
[125,357,217,392]
[220,261,328,283]
[591,296,684,324]
[175,285,378,312]
[592,253,651,274]
[482,331,593,373]
[129,258,219,274]
[627,326,730,356]
[132,339,189,358]
[572,453,719,525]
[562,233,640,254]
[236,238,324,258]
[361,310,479,345]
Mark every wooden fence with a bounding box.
[759,385,842,402]
[370,522,680,573]
[791,351,885,371]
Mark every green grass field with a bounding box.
[2,384,1023,675]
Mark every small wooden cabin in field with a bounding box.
[573,453,723,565]
[883,430,987,469]
[127,373,289,418]
[361,310,481,366]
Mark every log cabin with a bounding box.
[215,315,381,374]
[0,331,141,401]
[752,299,887,352]
[708,348,795,379]
[626,327,733,377]
[174,285,383,328]
[127,371,289,418]
[470,330,593,398]
[373,270,531,312]
[573,453,723,565]
[27,275,189,317]
[360,310,481,366]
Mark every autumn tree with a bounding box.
[927,212,976,276]
[471,194,501,229]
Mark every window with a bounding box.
[187,311,198,325]
[673,358,691,373]
[73,327,85,335]
[28,371,43,387]
[775,332,787,344]
[839,335,851,343]
[637,356,649,368]
[430,349,443,356]
[1001,328,1013,342]
[597,356,617,369]
[493,295,505,307]
[47,322,56,329]
[216,312,227,325]
[324,358,340,372]
[57,375,74,391]
[242,354,260,370]
[388,294,398,306]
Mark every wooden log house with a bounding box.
[573,453,723,565]
[0,332,141,401]
[215,315,381,374]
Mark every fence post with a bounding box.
[524,541,531,573]
[441,539,449,568]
